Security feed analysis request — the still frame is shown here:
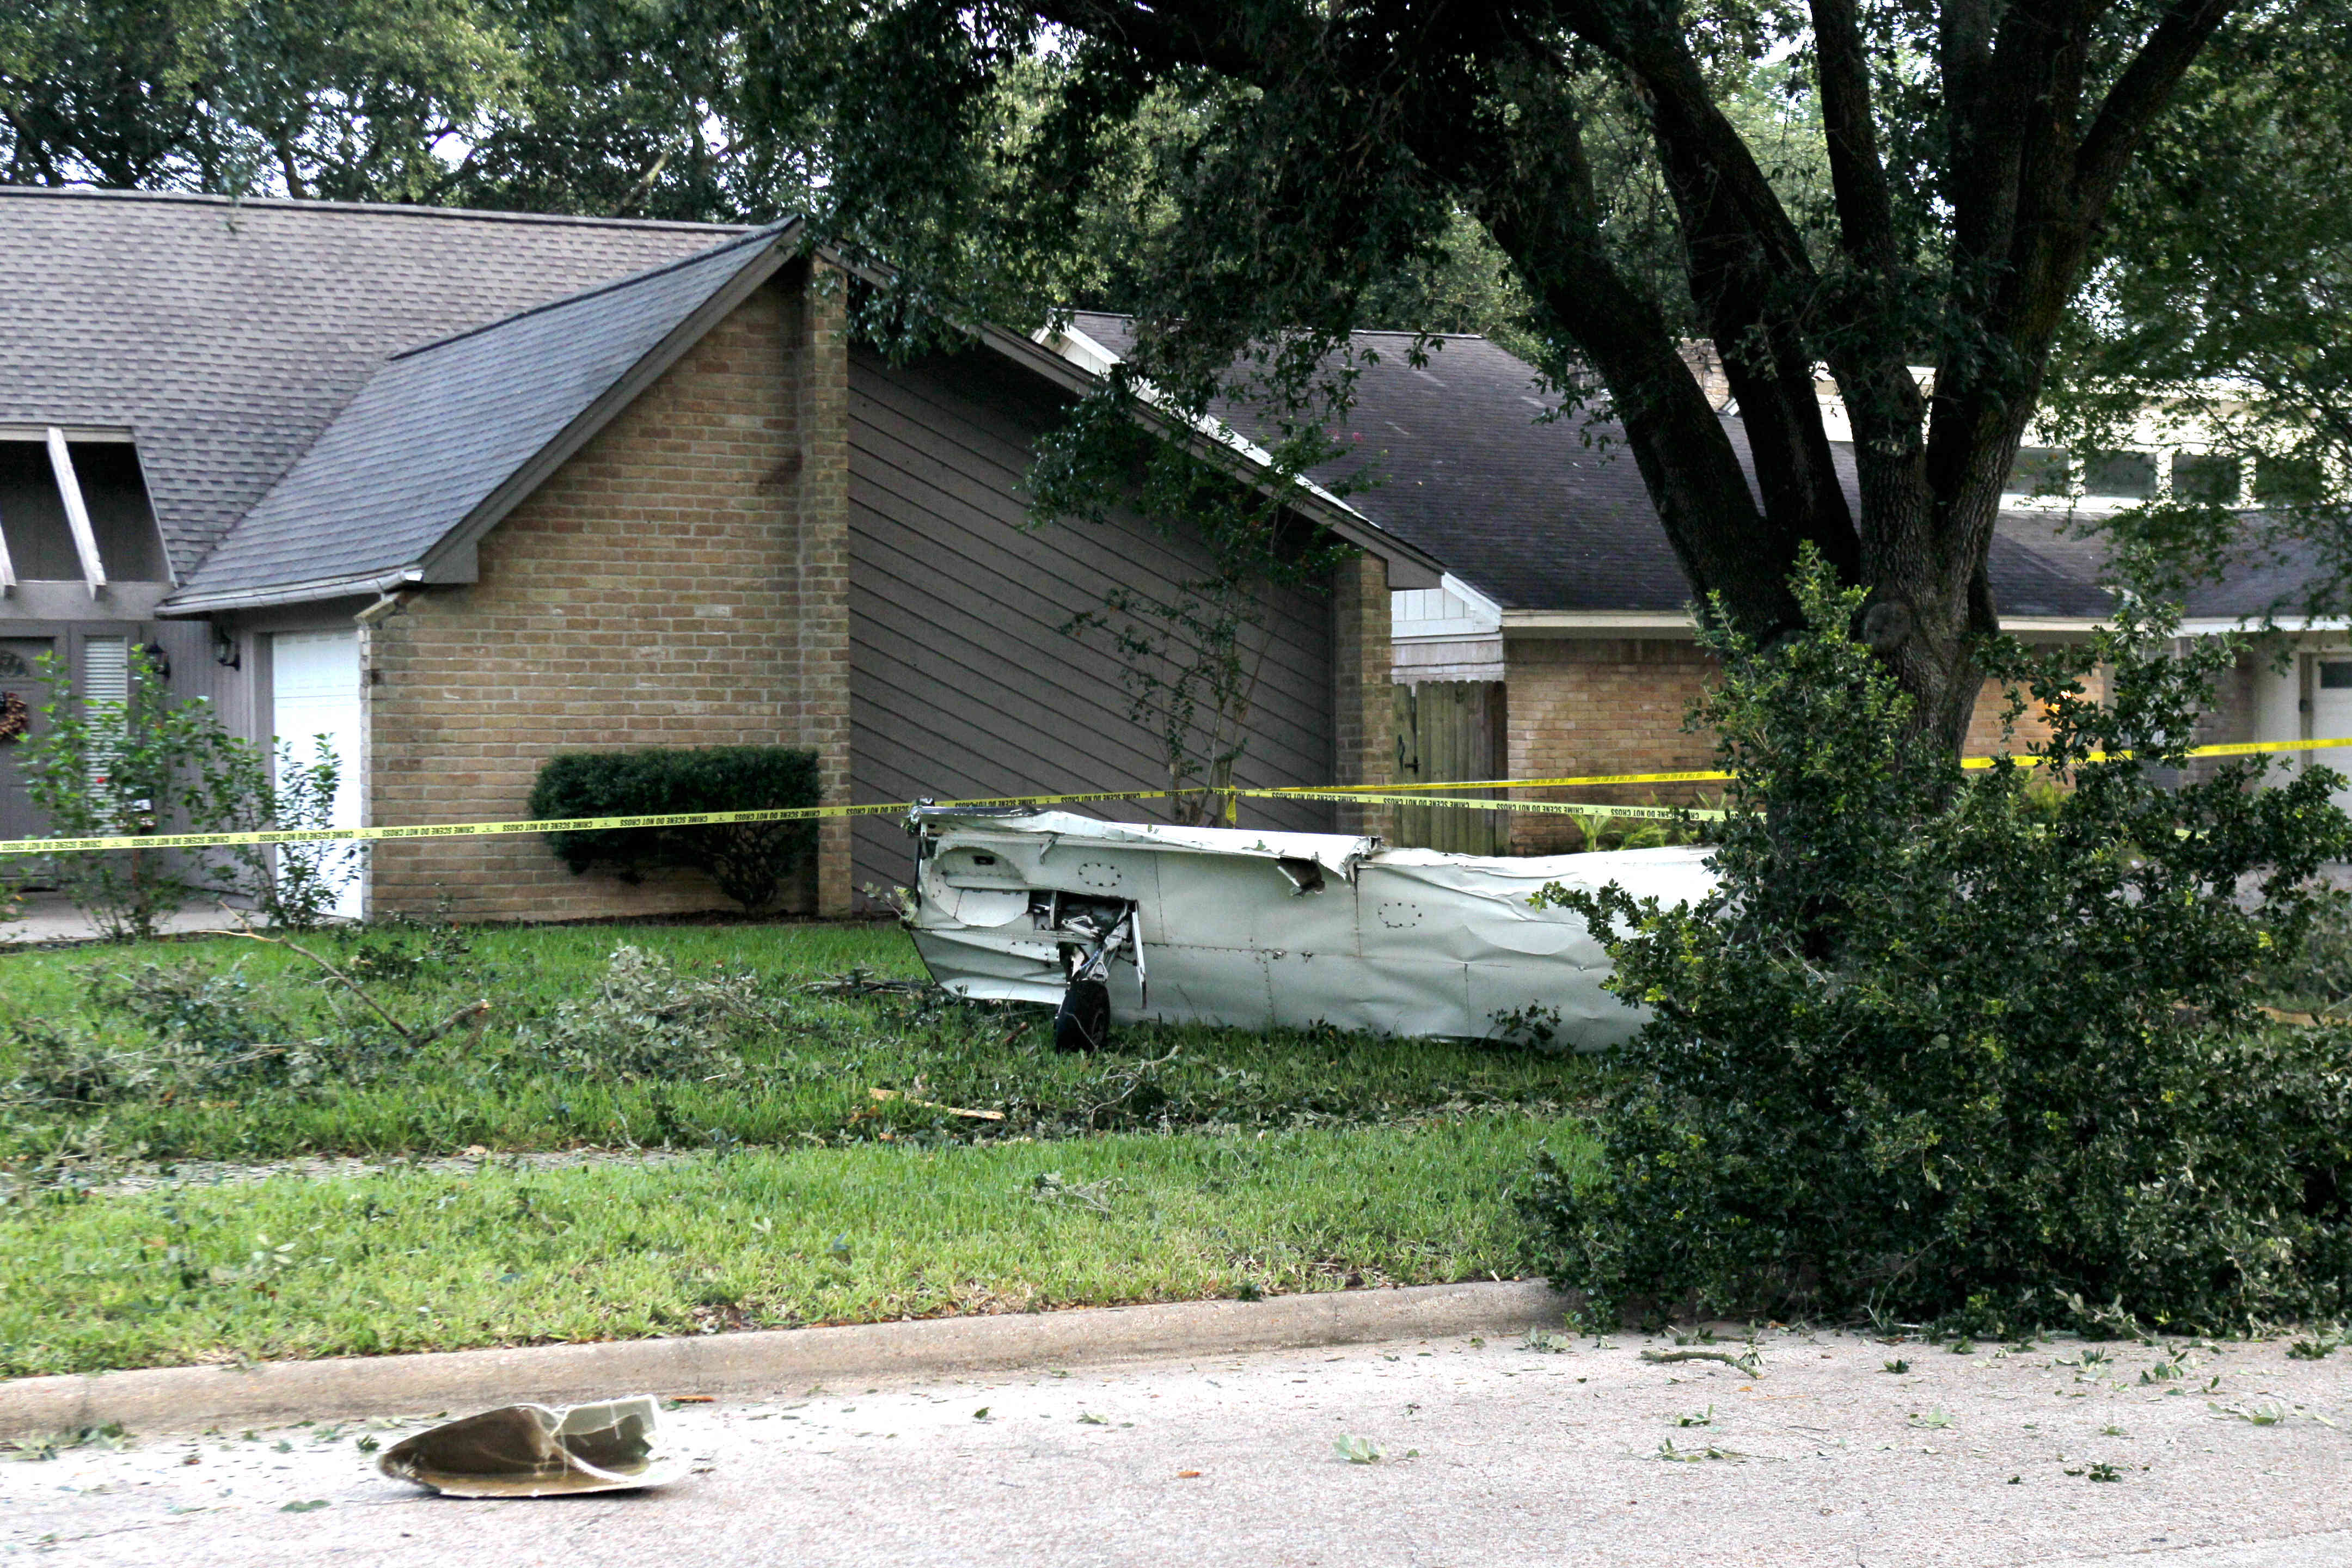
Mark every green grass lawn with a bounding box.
[3,1118,1593,1377]
[0,920,1592,1165]
[0,917,1599,1375]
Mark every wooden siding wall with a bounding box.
[848,346,1337,897]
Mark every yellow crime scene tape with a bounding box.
[0,786,1191,857]
[3,736,2345,858]
[1258,733,2352,795]
[1238,788,1719,820]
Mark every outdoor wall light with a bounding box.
[212,625,241,669]
[135,641,171,682]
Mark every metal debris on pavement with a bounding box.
[377,1396,687,1498]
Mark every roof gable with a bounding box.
[171,222,801,609]
[0,187,746,581]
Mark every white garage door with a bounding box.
[272,630,363,918]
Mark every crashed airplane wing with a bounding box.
[902,808,1718,1050]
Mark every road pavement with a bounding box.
[7,1325,2348,1566]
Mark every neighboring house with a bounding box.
[1057,315,2338,853]
[1,188,1440,919]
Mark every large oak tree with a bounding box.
[787,0,2329,751]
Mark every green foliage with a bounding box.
[3,960,352,1110]
[251,740,351,932]
[2045,5,2352,611]
[4,650,348,939]
[2264,897,2352,1019]
[517,945,765,1084]
[0,0,817,219]
[0,921,1591,1167]
[0,0,518,196]
[1523,549,2352,1334]
[529,746,819,914]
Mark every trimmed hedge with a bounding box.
[529,747,820,914]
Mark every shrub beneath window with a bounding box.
[5,648,350,938]
[529,748,820,914]
[1524,549,2352,1336]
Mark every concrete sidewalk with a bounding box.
[0,891,251,947]
[8,1325,2347,1567]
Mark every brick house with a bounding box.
[1056,316,2331,854]
[0,189,1440,918]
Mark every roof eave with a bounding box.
[164,219,808,611]
[984,314,1449,587]
[2177,615,2352,636]
[158,565,422,616]
[1501,610,1698,635]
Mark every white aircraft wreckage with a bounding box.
[901,807,1719,1052]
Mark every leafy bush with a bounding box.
[1525,549,2352,1335]
[248,740,354,931]
[517,946,771,1083]
[4,649,351,938]
[3,961,332,1107]
[529,748,820,914]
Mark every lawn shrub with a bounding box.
[1525,549,2352,1335]
[4,648,351,938]
[529,747,820,912]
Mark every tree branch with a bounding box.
[1943,0,2075,270]
[1025,0,1280,84]
[1547,22,1855,580]
[2074,0,2241,211]
[1451,70,1818,636]
[1809,0,1897,273]
[1551,7,1814,280]
[616,146,672,217]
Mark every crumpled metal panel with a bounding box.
[904,810,1717,1050]
[377,1396,687,1497]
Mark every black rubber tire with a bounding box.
[1054,977,1112,1053]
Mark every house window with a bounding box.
[2006,446,2072,496]
[2256,454,2329,506]
[0,431,167,588]
[2319,662,2352,691]
[2171,452,2241,505]
[82,636,131,709]
[2082,451,2157,499]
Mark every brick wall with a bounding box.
[1960,666,2111,758]
[1502,637,1719,854]
[1498,637,2108,854]
[2182,649,2259,785]
[1330,550,1393,838]
[366,271,831,922]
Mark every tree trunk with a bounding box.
[1011,1,2241,755]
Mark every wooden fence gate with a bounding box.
[1391,680,1506,854]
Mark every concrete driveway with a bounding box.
[7,1326,2348,1567]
